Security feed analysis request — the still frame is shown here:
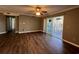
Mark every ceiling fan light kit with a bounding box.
[36,7,41,16]
[36,12,41,16]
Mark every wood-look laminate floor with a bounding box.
[0,32,79,54]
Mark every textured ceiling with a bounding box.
[0,5,78,17]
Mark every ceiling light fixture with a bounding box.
[36,7,41,16]
[36,12,41,16]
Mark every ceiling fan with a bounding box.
[35,7,47,16]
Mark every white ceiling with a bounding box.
[0,5,78,17]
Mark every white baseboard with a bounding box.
[0,31,6,34]
[19,30,43,34]
[63,39,79,48]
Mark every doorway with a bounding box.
[6,16,16,33]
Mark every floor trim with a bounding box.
[0,31,6,34]
[19,30,43,34]
[63,39,79,48]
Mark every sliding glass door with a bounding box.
[43,16,64,39]
[52,16,64,39]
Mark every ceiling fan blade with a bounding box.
[42,11,47,13]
